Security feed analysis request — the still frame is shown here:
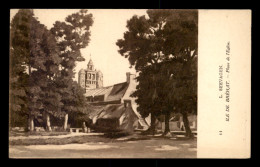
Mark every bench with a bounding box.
[69,128,83,133]
[11,127,25,132]
[69,128,92,133]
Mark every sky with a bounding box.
[10,9,148,86]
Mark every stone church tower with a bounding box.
[78,58,103,91]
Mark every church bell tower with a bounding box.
[78,55,103,91]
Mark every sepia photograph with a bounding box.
[9,9,250,159]
[9,9,198,158]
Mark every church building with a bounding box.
[77,57,196,133]
[78,57,150,132]
[78,58,103,91]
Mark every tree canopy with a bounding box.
[10,9,94,129]
[50,9,93,119]
[117,9,198,137]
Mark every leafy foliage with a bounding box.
[10,9,93,128]
[50,9,93,118]
[117,9,198,136]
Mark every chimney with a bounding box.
[126,72,135,83]
[124,100,131,108]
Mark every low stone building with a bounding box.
[79,58,196,133]
[79,59,150,132]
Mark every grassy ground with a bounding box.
[9,131,151,146]
[9,131,197,158]
[10,134,115,145]
[9,131,70,137]
[10,136,197,158]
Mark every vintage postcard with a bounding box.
[9,9,251,158]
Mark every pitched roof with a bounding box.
[106,82,129,101]
[97,104,125,119]
[84,86,113,97]
[87,105,105,119]
[84,82,129,102]
[86,104,125,119]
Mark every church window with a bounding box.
[88,74,91,79]
[92,74,95,80]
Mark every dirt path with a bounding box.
[9,138,197,158]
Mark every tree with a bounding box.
[117,10,172,134]
[9,48,28,128]
[157,58,197,137]
[132,65,163,135]
[10,9,41,131]
[50,9,93,130]
[10,9,93,132]
[156,61,180,136]
[9,10,30,127]
[10,9,62,131]
[30,17,63,131]
[67,81,90,128]
[165,57,197,138]
[161,10,198,138]
[117,9,198,137]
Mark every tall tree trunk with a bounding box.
[29,115,34,132]
[182,112,194,139]
[25,115,29,132]
[46,112,52,131]
[64,113,68,131]
[143,112,156,135]
[28,65,33,132]
[163,111,170,135]
[150,112,156,135]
